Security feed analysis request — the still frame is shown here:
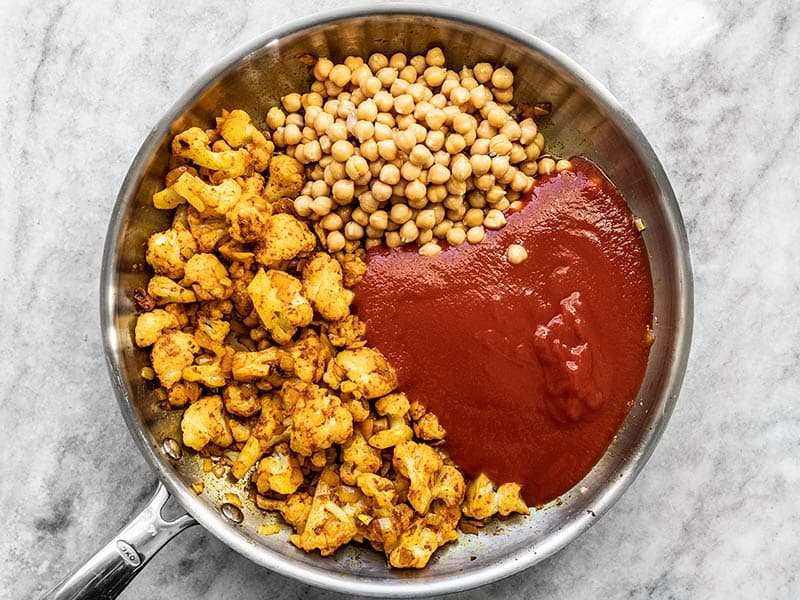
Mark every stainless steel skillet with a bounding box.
[44,5,693,598]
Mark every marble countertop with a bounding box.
[2,0,798,598]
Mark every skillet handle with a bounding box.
[41,482,196,600]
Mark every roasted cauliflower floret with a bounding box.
[254,442,304,495]
[182,361,227,388]
[167,380,201,408]
[187,208,229,253]
[282,380,353,457]
[263,154,305,201]
[145,225,197,279]
[357,473,395,509]
[289,468,360,556]
[248,268,313,345]
[432,465,466,508]
[364,502,414,553]
[222,383,261,417]
[231,347,294,383]
[323,348,398,399]
[413,412,447,441]
[180,394,233,451]
[337,252,368,288]
[388,503,461,569]
[461,474,529,520]
[322,315,367,348]
[231,394,287,479]
[182,253,233,301]
[147,275,196,305]
[368,393,413,450]
[151,331,199,388]
[217,109,274,172]
[172,127,248,179]
[392,441,443,515]
[134,309,180,348]
[226,194,272,244]
[339,430,381,485]
[286,329,331,384]
[302,253,354,321]
[254,213,316,268]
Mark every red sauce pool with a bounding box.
[352,158,653,506]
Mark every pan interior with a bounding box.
[102,8,691,597]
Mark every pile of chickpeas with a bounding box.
[265,48,550,257]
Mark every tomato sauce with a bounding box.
[352,158,653,506]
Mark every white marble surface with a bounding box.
[2,0,799,598]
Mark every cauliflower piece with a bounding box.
[151,331,199,388]
[289,468,359,556]
[461,475,529,520]
[187,208,229,253]
[182,253,233,301]
[413,412,447,441]
[247,268,313,345]
[145,225,197,279]
[134,309,179,348]
[153,186,187,210]
[253,213,316,268]
[254,442,304,495]
[263,154,305,201]
[226,194,272,244]
[180,394,233,451]
[368,393,413,450]
[172,127,248,179]
[192,315,230,350]
[392,441,443,514]
[431,465,466,507]
[169,171,242,215]
[217,109,274,171]
[357,473,395,508]
[286,329,331,384]
[496,483,530,517]
[282,380,353,457]
[228,416,252,443]
[231,394,287,479]
[167,381,201,408]
[364,503,414,554]
[337,252,367,288]
[322,315,367,348]
[339,430,381,485]
[147,275,196,305]
[323,348,398,399]
[182,362,227,388]
[231,347,294,383]
[302,253,354,321]
[222,383,261,417]
[388,503,461,569]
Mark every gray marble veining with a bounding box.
[2,0,799,598]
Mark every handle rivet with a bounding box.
[221,503,244,524]
[162,438,182,460]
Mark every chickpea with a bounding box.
[538,157,556,176]
[444,194,465,211]
[396,114,416,130]
[390,203,413,224]
[398,65,417,84]
[351,207,370,226]
[487,106,508,128]
[418,229,434,245]
[446,226,467,246]
[327,120,348,142]
[345,155,370,180]
[556,159,574,172]
[491,155,511,178]
[302,92,324,108]
[493,87,514,104]
[440,79,458,99]
[385,230,403,248]
[344,221,365,240]
[401,161,421,181]
[377,139,398,161]
[424,108,446,130]
[427,184,448,203]
[483,209,506,230]
[451,154,472,181]
[358,191,379,213]
[469,85,491,109]
[474,173,495,191]
[423,65,446,87]
[450,86,470,106]
[373,90,394,112]
[511,170,532,192]
[506,244,528,264]
[510,143,527,164]
[301,125,317,142]
[425,129,445,152]
[313,57,334,80]
[520,160,539,176]
[371,180,393,202]
[477,120,497,139]
[331,139,354,162]
[428,163,451,185]
[419,241,442,257]
[365,224,383,239]
[466,225,486,244]
[389,52,407,69]
[266,106,286,129]
[324,80,343,97]
[409,144,433,167]
[470,154,492,176]
[353,120,375,143]
[395,129,417,153]
[304,139,322,162]
[416,208,436,230]
[284,123,302,146]
[473,62,493,83]
[405,179,427,202]
[332,179,355,203]
[445,133,467,154]
[272,127,285,147]
[376,66,398,88]
[351,64,371,87]
[464,208,484,228]
[371,162,397,185]
[293,195,313,217]
[409,55,426,74]
[310,195,333,217]
[320,212,343,230]
[429,93,447,109]
[281,92,302,112]
[326,230,346,252]
[446,177,467,196]
[433,219,453,238]
[310,179,329,198]
[368,52,389,72]
[361,76,382,98]
[368,210,389,231]
[399,220,420,243]
[489,134,513,156]
[491,66,514,89]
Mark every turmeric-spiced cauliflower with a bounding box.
[134,108,528,570]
